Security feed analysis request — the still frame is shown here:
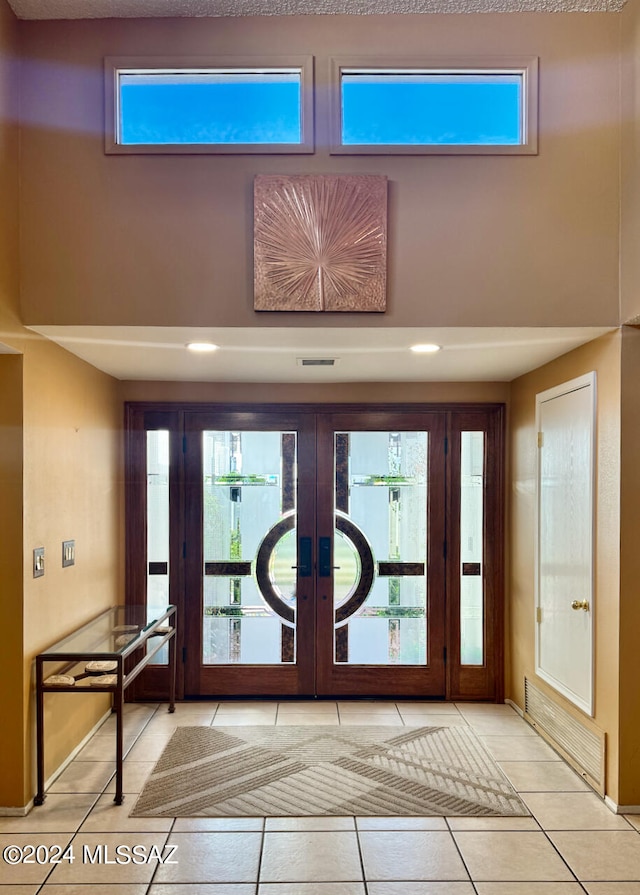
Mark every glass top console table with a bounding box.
[35,605,176,806]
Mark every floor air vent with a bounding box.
[524,677,605,795]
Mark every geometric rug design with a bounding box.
[131,725,530,817]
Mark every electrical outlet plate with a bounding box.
[33,547,44,578]
[62,540,75,568]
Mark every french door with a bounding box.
[126,403,504,701]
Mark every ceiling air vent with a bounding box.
[297,358,339,367]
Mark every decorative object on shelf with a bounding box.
[85,660,118,674]
[44,674,76,687]
[254,174,387,312]
[113,624,139,633]
[115,633,137,648]
[89,674,118,687]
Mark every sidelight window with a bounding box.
[460,431,485,666]
[146,429,170,664]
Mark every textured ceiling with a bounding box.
[5,0,628,20]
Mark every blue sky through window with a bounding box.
[116,67,524,149]
[119,71,302,145]
[341,73,522,146]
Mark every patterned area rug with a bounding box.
[131,725,529,817]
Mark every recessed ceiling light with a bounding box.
[410,343,441,354]
[186,342,219,353]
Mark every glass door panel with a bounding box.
[460,431,485,666]
[146,429,170,665]
[202,430,297,666]
[316,412,446,698]
[184,411,316,697]
[333,431,428,666]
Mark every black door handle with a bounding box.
[292,536,312,577]
[319,536,331,577]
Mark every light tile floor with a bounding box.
[2,701,640,894]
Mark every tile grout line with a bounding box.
[354,816,370,895]
[143,820,172,893]
[539,824,585,887]
[255,814,267,891]
[447,820,476,888]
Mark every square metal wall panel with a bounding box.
[254,174,387,312]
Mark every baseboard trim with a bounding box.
[0,802,31,817]
[605,796,640,815]
[0,709,112,816]
[505,698,524,717]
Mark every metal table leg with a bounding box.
[114,657,125,805]
[168,624,176,713]
[34,657,46,806]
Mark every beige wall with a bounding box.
[0,337,123,810]
[0,0,123,808]
[622,0,640,324]
[0,355,25,808]
[0,335,122,808]
[19,13,621,329]
[21,340,123,804]
[617,0,640,804]
[508,331,622,801]
[0,0,24,809]
[0,0,18,342]
[618,326,640,804]
[0,0,18,338]
[0,340,123,809]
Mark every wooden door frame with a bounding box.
[125,401,505,702]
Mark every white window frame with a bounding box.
[330,56,538,156]
[105,55,314,155]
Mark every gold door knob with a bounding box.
[571,600,590,612]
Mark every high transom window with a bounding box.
[331,57,538,155]
[105,56,314,154]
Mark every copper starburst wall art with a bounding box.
[254,174,388,312]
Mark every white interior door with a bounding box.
[535,372,595,716]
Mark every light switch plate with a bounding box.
[33,547,44,578]
[62,540,75,568]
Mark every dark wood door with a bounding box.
[125,403,504,702]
